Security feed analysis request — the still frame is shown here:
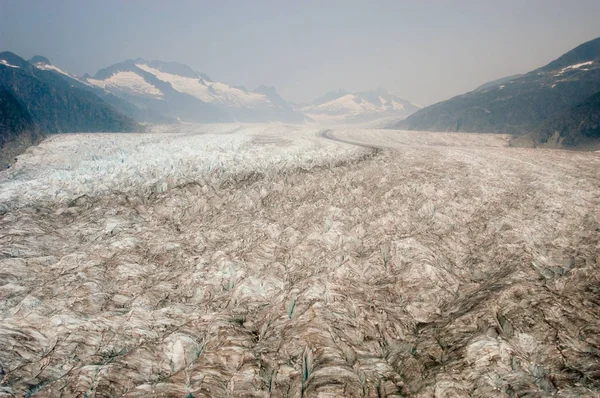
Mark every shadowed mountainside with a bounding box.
[0,87,44,169]
[531,91,600,149]
[0,52,139,134]
[0,51,139,169]
[392,37,600,148]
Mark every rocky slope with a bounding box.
[0,52,138,134]
[29,56,163,123]
[0,52,139,168]
[391,37,600,148]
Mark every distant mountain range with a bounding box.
[391,36,600,149]
[1,50,424,167]
[82,58,308,123]
[13,36,599,166]
[298,88,421,124]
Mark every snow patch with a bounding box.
[135,64,267,106]
[556,61,594,75]
[34,63,72,78]
[0,60,20,68]
[391,100,405,110]
[87,71,163,98]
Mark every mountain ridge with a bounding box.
[0,51,139,168]
[301,88,421,124]
[85,59,306,123]
[390,36,600,148]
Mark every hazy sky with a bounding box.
[2,0,600,105]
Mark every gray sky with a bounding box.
[2,0,600,106]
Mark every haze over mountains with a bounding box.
[0,51,424,167]
[2,2,600,394]
[392,36,600,148]
[2,35,600,168]
[84,59,309,124]
[298,88,421,125]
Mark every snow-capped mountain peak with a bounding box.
[82,59,306,123]
[29,55,79,80]
[134,62,267,107]
[301,88,421,124]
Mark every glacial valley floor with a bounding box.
[1,126,599,397]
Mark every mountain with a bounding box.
[84,59,306,123]
[391,37,600,148]
[0,52,139,167]
[29,56,172,123]
[0,52,138,133]
[300,88,421,124]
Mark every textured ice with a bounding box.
[1,126,599,396]
[0,124,364,209]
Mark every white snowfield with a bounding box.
[305,94,385,115]
[33,62,75,79]
[554,60,595,76]
[1,125,600,397]
[87,71,164,98]
[136,64,269,107]
[302,92,421,125]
